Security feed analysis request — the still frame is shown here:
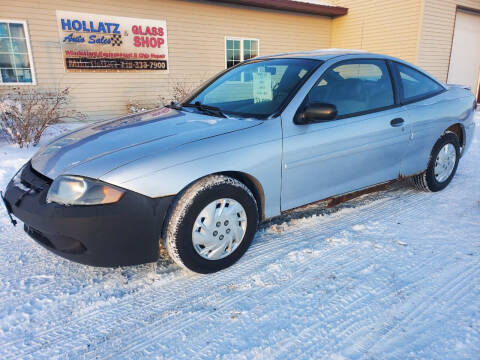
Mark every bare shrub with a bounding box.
[127,77,208,114]
[0,87,85,147]
[170,80,194,103]
[126,98,161,114]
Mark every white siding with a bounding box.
[0,0,332,120]
[417,0,480,82]
[330,0,423,64]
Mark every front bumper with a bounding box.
[3,162,174,267]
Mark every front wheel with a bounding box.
[412,131,460,192]
[163,175,258,273]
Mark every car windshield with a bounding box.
[184,58,320,119]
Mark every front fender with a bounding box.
[100,118,283,219]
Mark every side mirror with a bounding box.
[295,103,337,125]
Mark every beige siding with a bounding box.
[330,0,423,64]
[417,0,480,82]
[0,0,332,120]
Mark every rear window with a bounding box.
[395,63,444,102]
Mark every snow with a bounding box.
[0,113,479,359]
[290,0,335,6]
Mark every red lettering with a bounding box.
[137,25,146,35]
[133,35,165,48]
[131,25,164,38]
[133,36,141,47]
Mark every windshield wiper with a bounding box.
[165,101,183,110]
[183,101,226,118]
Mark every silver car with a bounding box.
[2,50,476,273]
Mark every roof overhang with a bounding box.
[204,0,348,17]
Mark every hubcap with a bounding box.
[192,198,247,260]
[434,143,456,183]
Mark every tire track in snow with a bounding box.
[98,245,367,359]
[386,276,480,359]
[1,187,425,359]
[289,181,480,360]
[293,261,479,360]
[2,188,416,323]
[63,238,365,359]
[4,189,422,359]
[355,262,480,360]
[246,192,439,359]
[86,190,428,359]
[256,238,441,358]
[300,263,447,358]
[16,244,359,360]
[191,244,446,360]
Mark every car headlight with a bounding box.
[46,175,124,206]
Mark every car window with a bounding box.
[186,58,319,119]
[307,60,395,117]
[395,62,444,102]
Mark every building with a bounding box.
[1,0,479,121]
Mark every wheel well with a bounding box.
[218,171,266,221]
[446,123,465,149]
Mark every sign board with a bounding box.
[56,11,168,72]
[253,69,272,103]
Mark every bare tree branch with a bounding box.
[0,87,85,147]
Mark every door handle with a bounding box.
[390,118,404,127]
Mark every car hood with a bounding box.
[31,107,262,180]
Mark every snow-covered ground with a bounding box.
[0,115,479,359]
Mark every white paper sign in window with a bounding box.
[253,69,272,103]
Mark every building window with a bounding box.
[225,38,259,69]
[0,20,35,84]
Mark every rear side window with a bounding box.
[395,63,444,102]
[307,60,394,117]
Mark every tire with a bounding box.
[411,131,460,192]
[163,175,258,273]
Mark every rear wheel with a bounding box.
[412,131,460,192]
[163,175,258,273]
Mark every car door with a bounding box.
[281,58,410,211]
[390,61,452,176]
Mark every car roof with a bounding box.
[250,49,446,86]
[255,48,383,61]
